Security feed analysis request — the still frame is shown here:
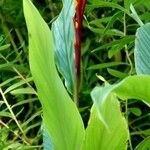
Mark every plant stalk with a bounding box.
[74,0,87,105]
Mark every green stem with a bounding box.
[123,13,133,75]
[125,100,133,150]
[123,13,133,150]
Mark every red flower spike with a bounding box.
[74,0,87,79]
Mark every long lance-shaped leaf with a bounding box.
[52,0,75,94]
[135,23,150,74]
[23,0,85,149]
[83,75,150,149]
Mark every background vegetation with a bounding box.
[0,0,150,149]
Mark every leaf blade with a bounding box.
[52,0,75,93]
[82,87,128,150]
[135,23,150,74]
[23,0,85,149]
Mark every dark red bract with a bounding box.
[74,0,87,79]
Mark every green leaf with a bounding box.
[130,4,144,26]
[10,87,37,95]
[103,11,123,37]
[87,1,130,16]
[52,0,75,93]
[107,68,127,79]
[135,136,150,150]
[42,126,54,150]
[135,23,150,74]
[0,44,10,52]
[131,129,150,136]
[89,17,112,26]
[96,75,150,107]
[82,88,128,150]
[23,0,84,150]
[82,75,150,149]
[0,76,20,88]
[129,107,142,116]
[87,62,127,70]
[89,27,124,37]
[124,0,131,10]
[113,75,150,106]
[92,35,135,53]
[0,111,12,118]
[4,77,33,94]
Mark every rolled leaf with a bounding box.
[52,0,75,93]
[42,125,54,150]
[135,23,150,74]
[23,0,85,149]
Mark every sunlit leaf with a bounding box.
[23,0,85,149]
[83,75,150,149]
[114,75,150,106]
[10,87,36,95]
[82,87,128,150]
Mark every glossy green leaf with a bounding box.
[82,87,128,150]
[52,0,75,93]
[135,23,150,74]
[135,136,150,150]
[83,75,150,149]
[96,75,150,107]
[114,75,150,105]
[23,0,84,150]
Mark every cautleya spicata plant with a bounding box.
[23,0,150,149]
